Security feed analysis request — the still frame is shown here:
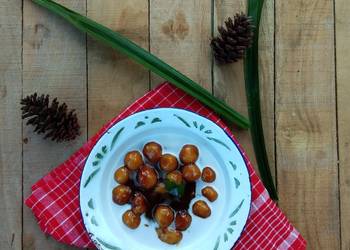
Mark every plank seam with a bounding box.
[272,0,278,197]
[210,0,215,94]
[333,0,342,248]
[21,0,24,249]
[86,0,89,140]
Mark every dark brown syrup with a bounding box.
[127,165,196,220]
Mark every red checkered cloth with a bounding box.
[25,82,306,249]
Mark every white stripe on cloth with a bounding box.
[249,189,269,216]
[57,212,83,241]
[277,228,300,250]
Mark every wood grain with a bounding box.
[150,0,212,89]
[87,0,149,136]
[335,0,350,248]
[275,0,339,249]
[0,0,23,249]
[22,1,87,249]
[0,1,348,249]
[213,0,275,180]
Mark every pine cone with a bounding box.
[211,13,254,64]
[21,93,80,142]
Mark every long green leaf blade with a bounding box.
[32,0,250,129]
[245,0,278,200]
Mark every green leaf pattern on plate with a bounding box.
[91,216,98,226]
[230,220,237,226]
[111,127,125,149]
[206,137,231,151]
[88,198,94,209]
[135,121,146,128]
[173,113,232,151]
[83,168,100,188]
[151,117,162,123]
[229,161,237,170]
[96,238,122,250]
[234,177,240,189]
[230,199,245,218]
[224,233,228,242]
[213,236,221,250]
[92,145,108,166]
[135,117,162,128]
[174,114,191,127]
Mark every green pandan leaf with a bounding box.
[245,0,278,200]
[31,0,249,129]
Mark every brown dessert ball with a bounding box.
[124,151,143,170]
[182,163,201,182]
[122,210,141,229]
[201,167,216,183]
[175,210,192,231]
[143,142,162,164]
[156,228,183,245]
[114,166,130,184]
[131,192,148,215]
[137,165,158,189]
[159,154,178,172]
[112,185,132,205]
[154,205,174,228]
[192,200,211,218]
[201,186,218,202]
[166,170,183,185]
[179,144,199,164]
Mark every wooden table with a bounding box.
[0,0,348,249]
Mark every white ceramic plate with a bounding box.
[80,108,251,250]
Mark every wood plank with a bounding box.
[0,0,23,249]
[150,0,212,89]
[22,1,87,249]
[213,0,275,181]
[87,0,149,136]
[275,0,339,249]
[335,0,350,248]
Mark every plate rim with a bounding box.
[79,107,253,250]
